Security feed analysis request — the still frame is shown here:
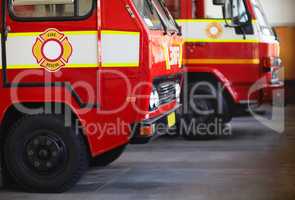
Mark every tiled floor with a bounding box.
[0,106,294,200]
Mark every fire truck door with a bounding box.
[1,0,99,108]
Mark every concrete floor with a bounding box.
[0,106,294,200]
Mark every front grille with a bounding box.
[157,81,176,105]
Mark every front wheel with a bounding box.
[4,115,88,193]
[181,83,232,140]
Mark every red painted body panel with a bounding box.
[170,0,283,105]
[0,0,183,157]
[184,42,259,59]
[184,41,261,102]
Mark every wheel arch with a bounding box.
[186,69,239,105]
[0,102,92,157]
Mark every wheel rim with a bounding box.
[187,98,212,122]
[195,98,210,112]
[24,131,68,175]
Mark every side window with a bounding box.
[11,0,93,19]
[224,0,253,35]
[232,0,249,23]
[204,1,223,19]
[132,0,163,30]
[165,0,181,19]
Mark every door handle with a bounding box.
[125,5,135,18]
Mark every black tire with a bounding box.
[4,115,88,193]
[90,145,126,167]
[181,82,231,140]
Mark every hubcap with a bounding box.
[25,134,66,174]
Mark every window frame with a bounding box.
[224,0,254,35]
[230,0,249,23]
[132,0,164,31]
[152,0,179,32]
[164,0,181,19]
[251,0,274,37]
[197,0,251,21]
[8,0,95,22]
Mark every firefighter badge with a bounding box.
[205,22,223,39]
[33,28,73,72]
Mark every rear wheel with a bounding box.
[90,145,126,167]
[4,115,88,193]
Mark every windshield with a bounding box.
[224,0,249,23]
[251,0,274,36]
[152,0,179,32]
[132,0,163,30]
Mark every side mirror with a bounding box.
[213,0,225,6]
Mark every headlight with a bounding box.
[175,83,181,103]
[149,87,160,111]
[271,67,280,84]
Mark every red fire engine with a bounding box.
[166,0,284,139]
[0,0,183,192]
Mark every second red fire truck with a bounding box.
[166,0,284,139]
[0,0,183,192]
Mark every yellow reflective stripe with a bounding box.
[179,45,183,68]
[8,32,40,37]
[66,64,98,68]
[1,64,98,69]
[7,30,142,37]
[177,19,227,23]
[64,31,98,35]
[3,65,39,69]
[162,46,170,70]
[101,30,140,36]
[101,63,139,68]
[184,59,260,65]
[7,31,98,38]
[184,39,259,43]
[177,19,257,24]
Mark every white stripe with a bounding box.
[67,34,98,65]
[1,31,98,68]
[101,31,140,67]
[178,21,259,42]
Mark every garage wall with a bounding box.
[259,0,295,81]
[259,0,295,26]
[275,27,295,81]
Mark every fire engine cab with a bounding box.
[166,0,284,139]
[0,0,183,192]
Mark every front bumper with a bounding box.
[130,104,181,144]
